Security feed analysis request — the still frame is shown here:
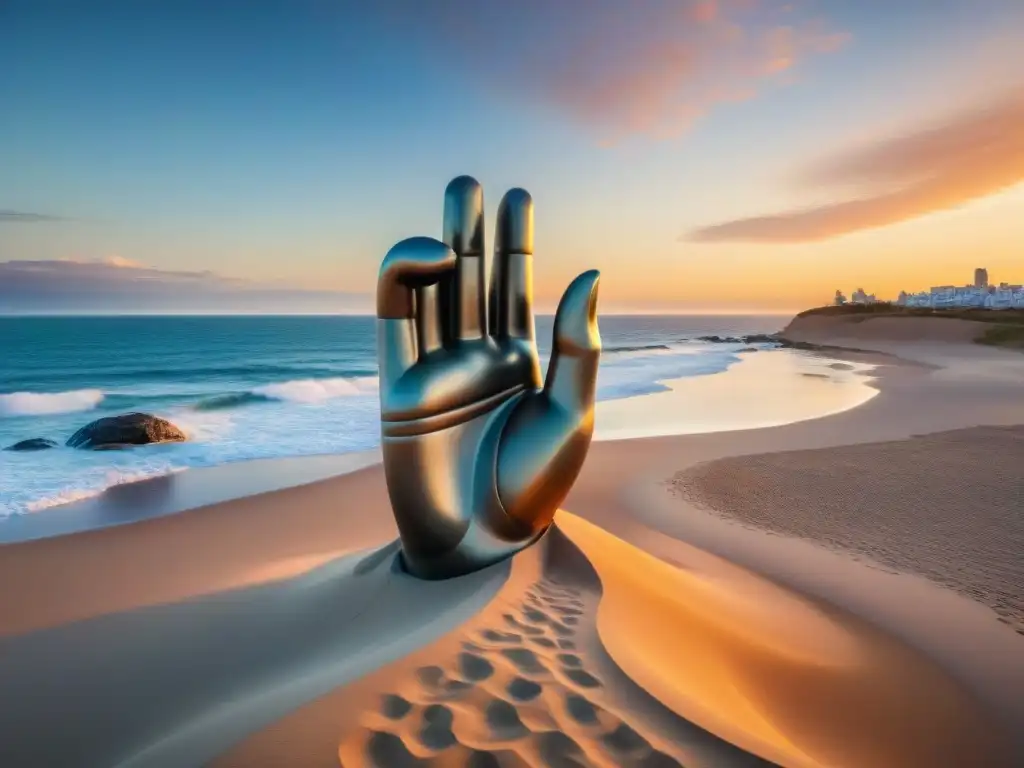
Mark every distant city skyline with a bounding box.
[2,1,1023,314]
[835,267,1024,309]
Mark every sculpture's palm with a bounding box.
[377,176,601,579]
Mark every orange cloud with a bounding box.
[687,86,1024,243]
[390,0,847,143]
[544,4,848,142]
[690,1,719,23]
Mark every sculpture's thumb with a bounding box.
[544,269,601,413]
[495,270,600,533]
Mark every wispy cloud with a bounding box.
[687,85,1024,243]
[382,0,847,143]
[0,211,70,223]
[0,259,372,314]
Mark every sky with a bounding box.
[1,0,1022,315]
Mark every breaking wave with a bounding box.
[192,377,379,411]
[0,389,105,417]
[252,376,379,403]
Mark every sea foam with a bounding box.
[0,346,756,517]
[0,389,105,417]
[253,376,379,403]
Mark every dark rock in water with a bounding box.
[741,333,780,344]
[67,413,186,450]
[4,437,58,452]
[697,333,781,346]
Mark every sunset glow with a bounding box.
[2,0,1022,314]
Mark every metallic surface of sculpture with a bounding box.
[376,176,601,579]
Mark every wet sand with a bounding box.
[1,338,1022,766]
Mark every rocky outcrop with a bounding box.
[4,438,58,452]
[66,413,186,450]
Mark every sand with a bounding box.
[1,337,1023,767]
[671,426,1024,634]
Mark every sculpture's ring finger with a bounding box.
[492,188,535,341]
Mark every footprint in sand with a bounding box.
[366,730,418,767]
[563,668,602,689]
[503,613,545,636]
[479,629,521,645]
[415,665,446,690]
[499,648,549,677]
[380,694,413,720]
[535,731,588,767]
[556,653,582,668]
[342,578,682,768]
[602,722,653,759]
[506,677,543,702]
[485,699,529,740]
[416,704,457,751]
[546,619,575,638]
[564,693,599,726]
[527,637,558,649]
[553,606,583,618]
[523,608,549,624]
[457,652,495,682]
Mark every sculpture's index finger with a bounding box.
[377,236,457,319]
[491,188,536,342]
[376,236,456,398]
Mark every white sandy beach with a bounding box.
[0,326,1022,767]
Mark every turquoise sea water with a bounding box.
[0,315,787,516]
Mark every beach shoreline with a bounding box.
[1,336,1022,766]
[0,345,878,541]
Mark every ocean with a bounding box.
[0,314,791,517]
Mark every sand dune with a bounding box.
[217,521,770,768]
[213,514,1009,768]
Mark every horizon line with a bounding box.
[0,310,801,319]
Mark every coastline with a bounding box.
[1,337,1022,765]
[0,315,786,520]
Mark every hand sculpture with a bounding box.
[376,176,601,579]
